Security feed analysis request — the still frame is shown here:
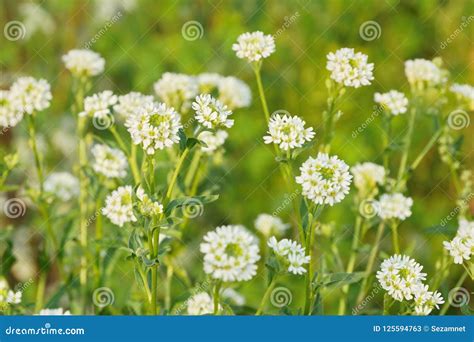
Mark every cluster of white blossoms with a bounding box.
[113,92,154,120]
[200,225,260,282]
[0,90,24,128]
[125,102,182,155]
[38,308,71,315]
[326,48,374,88]
[374,90,409,115]
[62,49,105,77]
[10,77,52,115]
[43,172,80,201]
[450,83,474,110]
[136,186,163,217]
[91,144,128,179]
[102,185,137,227]
[351,162,385,193]
[377,255,444,315]
[186,292,215,315]
[268,237,310,275]
[254,213,290,237]
[296,153,352,206]
[154,72,198,113]
[404,59,447,89]
[443,219,474,264]
[192,94,234,129]
[377,193,413,221]
[79,90,117,120]
[263,114,315,151]
[216,76,252,110]
[198,130,228,154]
[232,31,276,63]
[0,279,22,306]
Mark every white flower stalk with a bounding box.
[113,92,154,120]
[136,186,163,217]
[79,90,117,120]
[351,162,385,193]
[198,130,228,154]
[102,185,137,227]
[404,59,447,90]
[217,76,252,110]
[153,72,198,113]
[0,279,22,305]
[450,83,474,110]
[377,193,413,221]
[43,172,79,201]
[0,90,24,127]
[62,49,105,77]
[187,292,216,315]
[268,237,310,275]
[125,102,182,155]
[443,219,474,264]
[374,90,408,115]
[232,31,276,63]
[37,308,71,315]
[10,77,52,114]
[254,213,290,237]
[263,114,315,151]
[192,94,233,129]
[200,225,260,282]
[197,73,222,93]
[326,48,374,88]
[296,153,352,206]
[91,144,128,179]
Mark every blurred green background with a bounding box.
[1,0,473,314]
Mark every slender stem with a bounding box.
[149,222,159,315]
[253,64,270,122]
[26,115,44,189]
[256,277,278,315]
[381,113,392,170]
[440,270,468,315]
[34,272,47,312]
[184,150,202,190]
[390,221,400,254]
[213,281,222,315]
[383,293,392,315]
[165,148,190,203]
[397,104,417,188]
[94,192,104,288]
[129,144,140,185]
[135,259,152,302]
[165,264,173,312]
[304,210,316,315]
[410,128,443,171]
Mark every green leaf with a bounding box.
[186,137,200,149]
[178,128,187,152]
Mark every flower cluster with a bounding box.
[404,59,447,90]
[232,31,276,63]
[186,292,215,315]
[268,237,310,275]
[450,83,474,110]
[377,193,413,221]
[217,76,252,110]
[114,92,154,120]
[443,219,473,264]
[0,90,24,128]
[377,255,444,315]
[136,187,163,217]
[62,49,105,77]
[198,130,228,154]
[0,279,22,306]
[125,102,182,155]
[102,185,137,227]
[263,114,315,151]
[374,90,409,115]
[200,225,260,282]
[43,172,80,201]
[9,77,52,115]
[154,72,198,113]
[351,162,385,194]
[296,153,352,206]
[79,90,117,120]
[91,144,128,179]
[192,94,233,129]
[326,48,374,88]
[254,213,289,237]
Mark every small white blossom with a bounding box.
[198,130,228,154]
[264,114,315,151]
[232,31,275,63]
[326,48,374,88]
[91,144,128,179]
[6,290,22,304]
[153,72,198,113]
[10,77,52,114]
[62,49,105,77]
[268,237,310,275]
[102,186,137,227]
[187,292,215,315]
[200,225,260,282]
[254,214,290,237]
[43,172,79,201]
[192,94,233,129]
[377,193,413,221]
[296,153,352,206]
[443,219,474,264]
[113,92,154,120]
[351,162,385,192]
[450,83,474,110]
[404,59,447,90]
[79,90,117,120]
[136,186,163,217]
[38,308,71,315]
[0,90,24,128]
[374,90,408,115]
[217,76,252,110]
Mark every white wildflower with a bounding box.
[443,219,474,264]
[62,49,105,77]
[102,185,137,227]
[264,114,315,151]
[136,186,163,217]
[351,162,385,192]
[232,31,276,63]
[326,48,374,88]
[254,214,289,237]
[192,94,233,129]
[268,236,310,275]
[153,72,198,113]
[187,292,216,315]
[79,90,117,120]
[377,193,413,221]
[450,83,474,110]
[10,77,52,114]
[197,73,222,93]
[113,92,154,120]
[198,130,228,154]
[374,90,408,115]
[0,90,24,128]
[43,172,79,201]
[91,144,128,179]
[217,76,252,110]
[404,59,447,90]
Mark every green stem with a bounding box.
[213,281,222,315]
[165,148,190,203]
[409,128,443,171]
[383,293,392,315]
[390,221,400,254]
[253,64,270,123]
[256,277,278,315]
[184,150,202,190]
[129,144,140,185]
[396,105,417,189]
[381,113,392,170]
[34,272,47,312]
[440,270,468,315]
[165,264,173,312]
[135,259,152,302]
[304,210,316,315]
[94,193,104,288]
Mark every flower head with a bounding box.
[79,90,117,120]
[232,31,275,63]
[62,49,105,77]
[450,83,474,110]
[374,90,408,115]
[91,144,128,179]
[296,153,352,206]
[443,219,473,264]
[197,73,222,93]
[125,102,182,155]
[113,92,154,120]
[186,292,216,315]
[102,185,137,227]
[198,130,228,154]
[0,90,24,128]
[136,186,163,217]
[10,77,52,114]
[217,76,252,110]
[326,48,374,88]
[254,214,289,237]
[404,59,447,90]
[192,94,233,129]
[268,237,310,275]
[377,193,413,221]
[200,225,260,282]
[0,279,22,305]
[351,162,385,193]
[264,114,315,151]
[153,72,198,113]
[43,172,79,201]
